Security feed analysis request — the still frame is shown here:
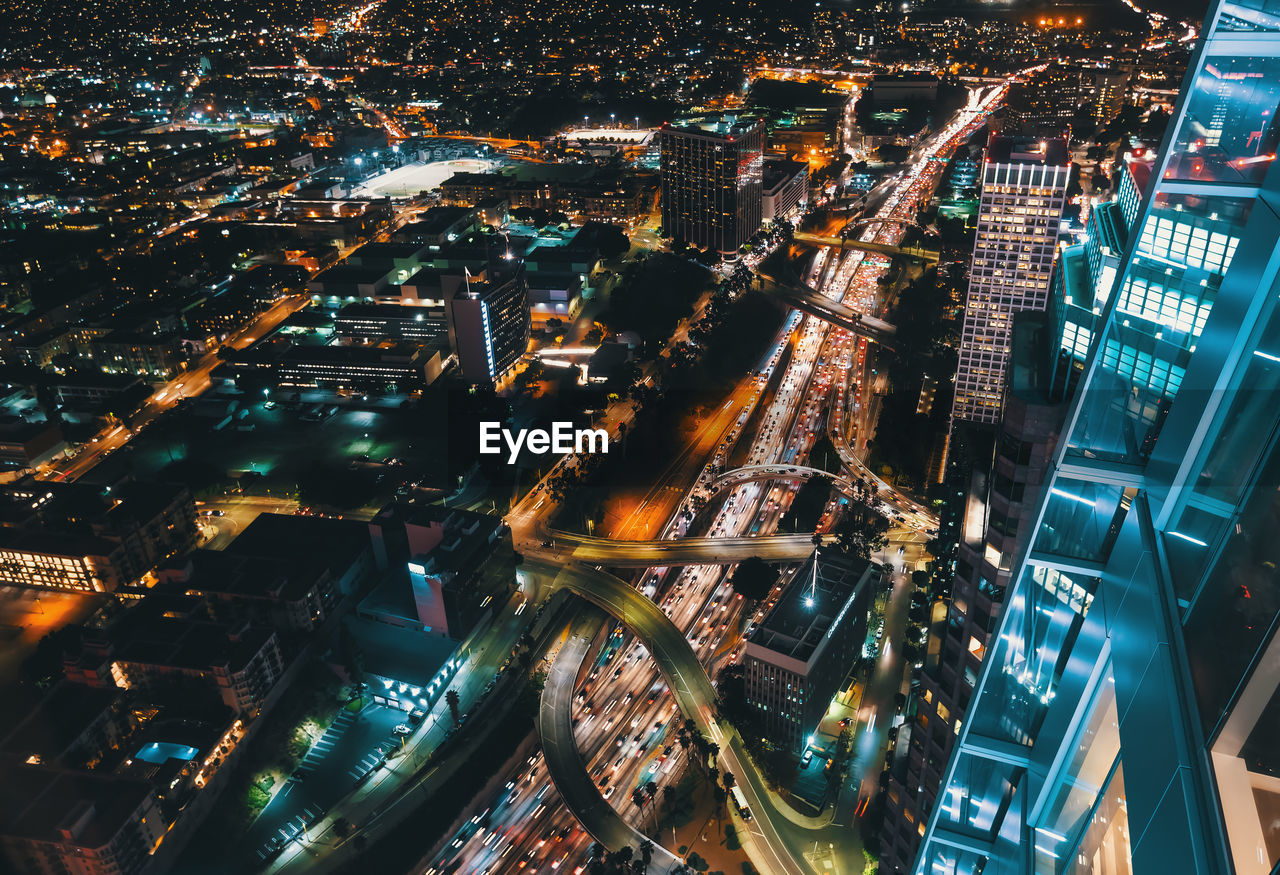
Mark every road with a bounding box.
[541,560,808,875]
[418,79,1014,875]
[538,608,684,874]
[530,531,834,568]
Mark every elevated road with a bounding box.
[533,560,813,875]
[534,531,831,567]
[704,464,858,501]
[792,231,938,265]
[539,609,685,873]
[753,270,898,348]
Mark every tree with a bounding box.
[730,557,777,602]
[639,839,654,868]
[833,506,890,561]
[722,770,736,790]
[446,688,461,724]
[338,622,365,702]
[785,475,834,533]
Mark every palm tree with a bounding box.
[639,839,654,868]
[445,689,461,724]
[706,742,719,769]
[721,770,735,791]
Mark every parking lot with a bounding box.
[243,702,406,865]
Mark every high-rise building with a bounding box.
[1004,65,1081,138]
[912,2,1280,873]
[952,136,1070,426]
[1085,68,1130,126]
[660,116,764,256]
[446,264,530,385]
[742,549,877,755]
[881,313,1067,874]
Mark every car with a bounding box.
[603,786,615,799]
[801,749,814,767]
[393,724,412,735]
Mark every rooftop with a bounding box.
[0,762,155,850]
[748,548,872,665]
[663,115,763,140]
[342,615,457,690]
[986,134,1070,167]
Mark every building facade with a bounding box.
[1048,157,1151,399]
[660,116,765,256]
[882,314,1067,873]
[762,157,810,223]
[951,136,1069,426]
[913,3,1280,873]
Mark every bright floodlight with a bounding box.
[804,596,815,608]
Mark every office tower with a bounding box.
[446,264,530,385]
[1004,65,1080,138]
[742,549,877,754]
[881,313,1067,874]
[1086,68,1130,127]
[1048,155,1152,399]
[951,136,1069,426]
[660,116,764,256]
[912,2,1280,874]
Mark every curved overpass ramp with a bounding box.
[530,560,815,875]
[705,464,858,501]
[539,608,684,873]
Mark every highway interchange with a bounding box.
[415,82,1008,875]
[240,78,1014,875]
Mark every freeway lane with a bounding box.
[536,560,810,875]
[538,608,684,874]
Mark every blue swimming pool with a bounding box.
[135,742,199,764]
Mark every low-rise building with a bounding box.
[0,763,165,875]
[762,158,809,223]
[333,302,449,343]
[65,595,287,717]
[0,480,196,592]
[0,420,66,473]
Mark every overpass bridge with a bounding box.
[535,530,831,567]
[753,270,899,347]
[792,231,938,265]
[704,464,859,501]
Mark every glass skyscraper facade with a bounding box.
[913,1,1280,873]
